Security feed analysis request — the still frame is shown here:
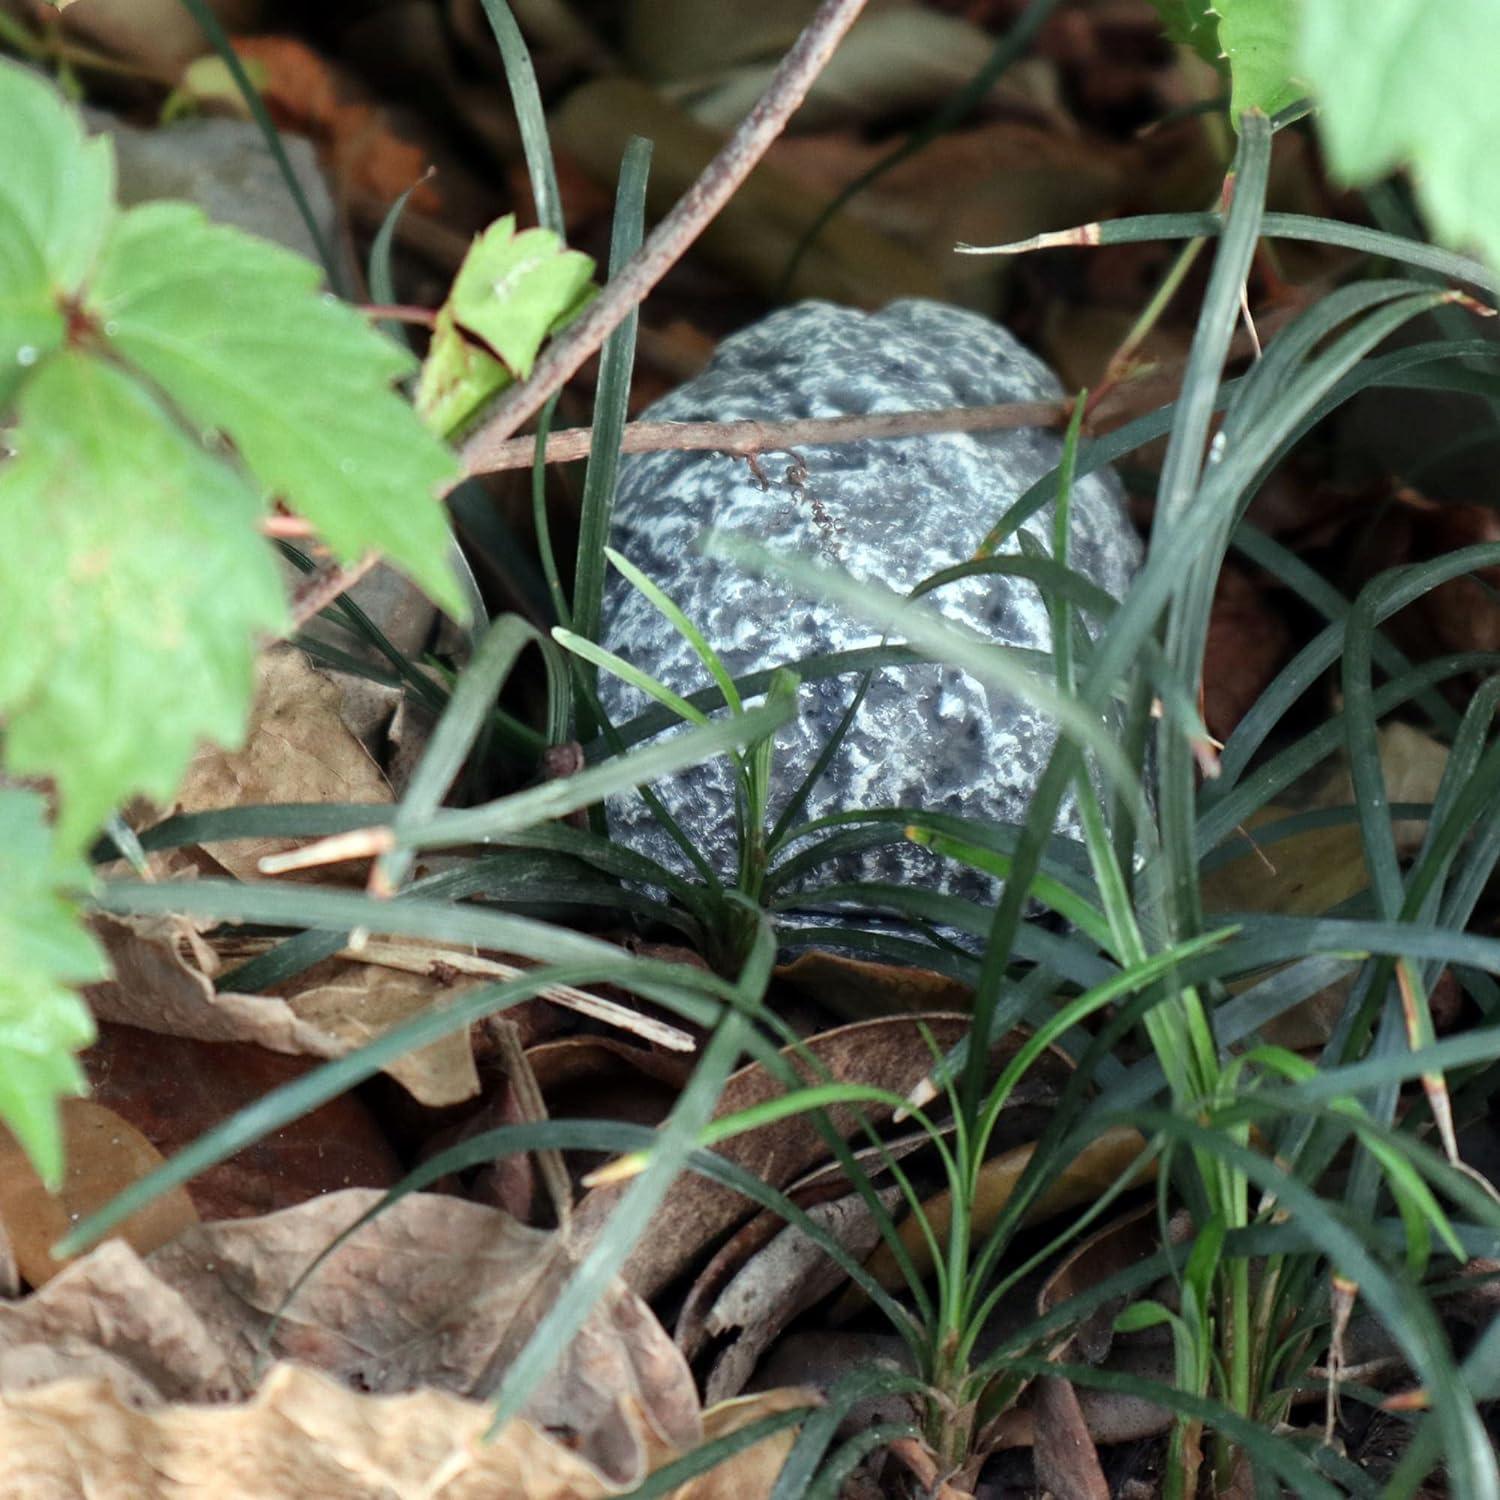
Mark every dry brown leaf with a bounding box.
[1201,813,1369,919]
[774,948,972,1019]
[86,914,485,1108]
[147,1189,701,1475]
[145,646,391,883]
[0,1216,16,1300]
[675,1125,940,1375]
[690,1186,901,1403]
[87,911,331,1051]
[1312,722,1450,862]
[15,0,263,78]
[0,1101,197,1288]
[646,2,1065,136]
[766,119,1134,304]
[573,1014,974,1299]
[974,1205,1192,1455]
[0,1239,236,1404]
[0,1189,759,1489]
[1202,564,1295,744]
[270,954,482,1106]
[1354,496,1500,670]
[1031,1374,1109,1500]
[82,1024,400,1223]
[0,1360,815,1500]
[224,37,443,214]
[1202,722,1451,1048]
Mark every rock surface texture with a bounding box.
[599,299,1141,909]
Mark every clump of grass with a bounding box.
[68,16,1500,1499]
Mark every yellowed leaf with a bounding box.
[0,1101,197,1288]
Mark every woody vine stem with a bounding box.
[292,0,872,628]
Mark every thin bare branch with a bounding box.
[457,0,872,477]
[289,551,381,629]
[291,0,868,627]
[465,399,1067,474]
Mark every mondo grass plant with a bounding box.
[54,25,1500,1500]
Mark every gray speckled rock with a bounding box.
[599,299,1140,909]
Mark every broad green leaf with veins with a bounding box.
[0,790,107,1189]
[417,214,595,437]
[1300,0,1500,272]
[88,201,465,617]
[0,353,287,845]
[0,60,472,1183]
[0,60,113,404]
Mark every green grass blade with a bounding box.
[175,0,343,289]
[571,142,651,678]
[474,0,564,234]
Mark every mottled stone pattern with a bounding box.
[599,299,1141,909]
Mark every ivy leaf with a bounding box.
[87,201,465,617]
[0,352,287,845]
[0,59,114,404]
[1299,0,1500,271]
[416,214,595,437]
[0,789,107,1189]
[1215,0,1305,121]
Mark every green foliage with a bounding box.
[0,352,285,845]
[0,790,106,1189]
[0,58,470,1175]
[1147,0,1222,66]
[1145,0,1304,120]
[1215,0,1303,120]
[415,214,595,437]
[1299,0,1500,272]
[0,52,110,404]
[89,202,463,615]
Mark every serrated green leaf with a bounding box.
[0,352,287,845]
[85,201,465,617]
[0,60,115,404]
[449,215,595,379]
[1144,0,1223,66]
[1300,0,1500,271]
[1216,0,1304,121]
[0,789,107,1189]
[415,214,595,438]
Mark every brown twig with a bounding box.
[359,302,439,330]
[291,0,867,626]
[464,399,1068,475]
[289,551,380,629]
[457,0,872,478]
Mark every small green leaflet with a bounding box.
[0,790,107,1190]
[0,353,287,846]
[416,214,595,437]
[89,200,465,617]
[1300,0,1500,273]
